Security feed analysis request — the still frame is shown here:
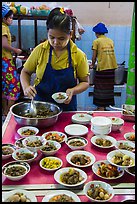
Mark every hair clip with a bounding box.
[60,7,65,14]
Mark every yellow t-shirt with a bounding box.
[24,39,89,85]
[2,22,12,59]
[92,35,118,71]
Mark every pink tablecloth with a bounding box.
[2,111,135,186]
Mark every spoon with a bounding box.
[30,98,37,117]
[109,105,134,115]
[29,85,37,117]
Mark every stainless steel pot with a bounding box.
[10,101,62,128]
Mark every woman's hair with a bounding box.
[46,7,72,34]
[4,10,13,19]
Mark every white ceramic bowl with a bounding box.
[64,124,88,136]
[54,167,87,187]
[12,148,38,163]
[52,92,68,103]
[40,140,61,156]
[115,140,135,152]
[65,136,88,150]
[2,189,37,202]
[133,125,135,130]
[125,166,135,177]
[66,150,96,168]
[107,149,135,169]
[109,117,124,131]
[17,126,39,138]
[84,180,114,202]
[2,144,16,160]
[91,116,112,128]
[42,190,81,202]
[42,131,67,143]
[71,113,92,125]
[39,156,63,171]
[91,135,117,149]
[22,135,47,152]
[91,125,112,135]
[14,138,25,148]
[124,132,135,143]
[92,160,124,180]
[2,161,30,181]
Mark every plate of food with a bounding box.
[115,140,135,152]
[125,166,135,177]
[52,92,68,103]
[91,135,116,148]
[42,131,67,143]
[54,167,87,187]
[66,150,96,168]
[17,126,39,138]
[2,189,37,202]
[107,149,135,169]
[71,113,92,125]
[92,160,124,180]
[84,180,114,202]
[65,136,88,150]
[2,143,16,160]
[124,132,135,143]
[64,124,88,136]
[12,148,38,163]
[39,156,63,171]
[42,190,81,202]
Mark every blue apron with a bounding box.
[34,42,77,111]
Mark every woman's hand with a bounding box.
[64,88,74,104]
[24,85,37,99]
[15,48,22,55]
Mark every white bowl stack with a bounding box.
[91,116,112,135]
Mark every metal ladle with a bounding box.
[29,85,37,117]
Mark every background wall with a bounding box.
[7,2,134,68]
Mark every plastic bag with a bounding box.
[75,19,85,40]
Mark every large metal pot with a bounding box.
[10,101,62,128]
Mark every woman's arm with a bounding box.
[2,35,22,55]
[20,68,37,99]
[90,49,97,68]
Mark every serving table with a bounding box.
[2,111,135,202]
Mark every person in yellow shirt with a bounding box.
[20,7,89,111]
[90,22,117,111]
[2,4,22,116]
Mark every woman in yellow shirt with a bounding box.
[20,7,89,111]
[2,4,22,116]
[90,22,117,111]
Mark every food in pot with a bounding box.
[49,194,74,202]
[118,143,135,152]
[111,152,134,166]
[4,165,26,176]
[95,138,112,147]
[97,162,123,178]
[87,184,111,200]
[21,129,36,136]
[23,106,57,118]
[16,152,34,160]
[70,154,91,166]
[2,146,14,155]
[41,142,57,152]
[45,132,65,143]
[5,192,31,202]
[41,158,61,169]
[60,168,84,185]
